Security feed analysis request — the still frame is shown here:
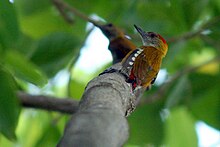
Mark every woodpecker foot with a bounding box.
[126,78,137,91]
[100,68,139,92]
[118,70,129,80]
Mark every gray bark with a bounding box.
[57,63,144,147]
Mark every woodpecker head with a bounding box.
[134,24,168,56]
[98,23,124,41]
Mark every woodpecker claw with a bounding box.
[127,78,137,91]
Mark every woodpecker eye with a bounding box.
[150,33,157,38]
[107,23,113,27]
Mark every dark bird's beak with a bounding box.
[134,24,145,37]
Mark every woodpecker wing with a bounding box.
[133,51,153,84]
[132,47,159,88]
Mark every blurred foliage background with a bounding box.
[0,0,220,146]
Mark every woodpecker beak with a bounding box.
[134,24,145,37]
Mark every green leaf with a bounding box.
[0,135,14,147]
[163,41,188,72]
[209,0,220,15]
[0,0,20,49]
[165,75,190,108]
[164,107,198,147]
[30,32,80,77]
[168,0,188,32]
[181,0,208,29]
[127,102,164,146]
[14,0,51,16]
[35,125,60,147]
[16,111,52,147]
[0,67,20,140]
[5,51,47,86]
[188,73,220,129]
[14,0,74,39]
[190,85,220,129]
[189,73,218,98]
[203,20,220,48]
[69,79,85,100]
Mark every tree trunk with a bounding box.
[57,64,143,147]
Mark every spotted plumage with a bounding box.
[120,48,143,79]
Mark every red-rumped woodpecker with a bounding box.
[120,25,168,90]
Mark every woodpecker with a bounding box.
[98,23,136,63]
[120,25,168,91]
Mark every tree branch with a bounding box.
[52,0,101,26]
[201,35,220,51]
[17,56,219,114]
[52,0,74,24]
[17,92,79,114]
[167,15,220,43]
[53,0,220,45]
[57,63,144,146]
